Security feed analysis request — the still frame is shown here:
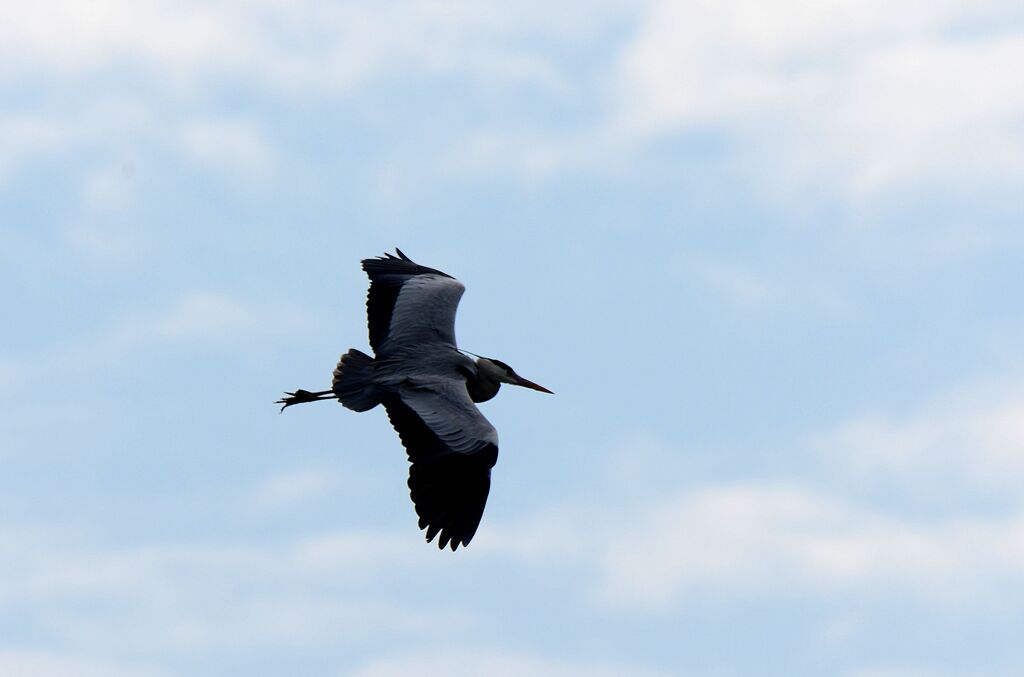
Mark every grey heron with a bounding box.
[277,249,552,551]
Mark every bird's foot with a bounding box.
[276,389,333,411]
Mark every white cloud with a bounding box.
[612,0,1024,199]
[0,650,166,677]
[474,384,1024,613]
[180,119,276,179]
[0,100,150,186]
[430,0,1024,205]
[592,483,1024,610]
[816,379,1024,493]
[0,1,259,83]
[0,116,69,181]
[0,526,465,656]
[5,0,1022,204]
[349,648,672,677]
[472,471,1024,613]
[0,0,613,94]
[3,105,275,188]
[0,291,316,399]
[0,1,629,186]
[441,126,633,182]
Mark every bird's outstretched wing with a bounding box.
[361,249,465,354]
[381,377,499,550]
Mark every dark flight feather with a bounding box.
[381,393,497,550]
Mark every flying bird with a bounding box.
[278,249,552,550]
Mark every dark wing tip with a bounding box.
[407,448,496,553]
[360,250,454,279]
[428,528,469,551]
[426,528,468,551]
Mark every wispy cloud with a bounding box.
[612,0,1024,199]
[248,469,333,512]
[0,116,70,182]
[815,377,1024,496]
[0,650,167,677]
[0,1,626,190]
[10,0,1019,215]
[592,482,1024,609]
[442,1,1024,204]
[0,291,315,397]
[0,0,609,94]
[2,103,276,189]
[476,374,1024,612]
[349,648,672,677]
[0,100,150,188]
[0,526,466,658]
[179,118,276,179]
[480,478,1024,612]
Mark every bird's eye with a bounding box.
[491,359,512,371]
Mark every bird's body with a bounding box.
[279,249,551,550]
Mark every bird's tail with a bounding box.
[332,349,380,412]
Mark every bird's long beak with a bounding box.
[511,374,554,394]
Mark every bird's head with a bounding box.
[475,357,553,394]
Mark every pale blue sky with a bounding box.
[3,2,1024,676]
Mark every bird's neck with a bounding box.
[466,375,501,403]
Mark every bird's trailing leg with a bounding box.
[276,389,337,411]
